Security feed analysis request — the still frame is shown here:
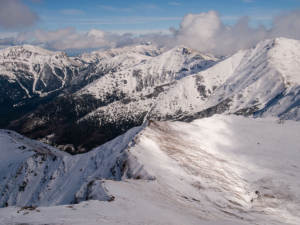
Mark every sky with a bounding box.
[0,0,300,56]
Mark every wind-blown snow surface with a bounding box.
[1,115,300,224]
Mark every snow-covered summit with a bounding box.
[76,44,218,100]
[94,42,168,57]
[266,37,300,86]
[0,45,58,57]
[73,42,169,64]
[75,37,300,136]
[0,44,80,103]
[147,37,300,121]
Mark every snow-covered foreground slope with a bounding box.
[0,126,153,208]
[1,115,300,224]
[127,115,300,224]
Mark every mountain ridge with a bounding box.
[3,37,300,154]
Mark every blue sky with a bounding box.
[0,0,300,55]
[18,0,300,34]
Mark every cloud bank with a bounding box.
[1,9,300,56]
[0,0,39,29]
[167,10,300,55]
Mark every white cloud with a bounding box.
[0,0,39,29]
[2,9,300,56]
[155,9,300,55]
[2,27,134,50]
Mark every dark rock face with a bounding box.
[8,92,145,154]
[145,83,173,99]
[0,76,30,104]
[8,94,102,153]
[36,65,63,93]
[234,105,260,116]
[194,75,209,100]
[179,97,234,122]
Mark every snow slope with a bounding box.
[132,116,300,224]
[76,45,218,99]
[0,126,153,208]
[78,38,300,127]
[1,115,299,224]
[63,43,170,95]
[69,52,153,93]
[146,38,300,119]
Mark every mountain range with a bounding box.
[0,37,300,224]
[1,38,299,153]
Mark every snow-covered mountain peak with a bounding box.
[74,42,169,64]
[98,42,168,56]
[0,45,64,58]
[0,45,80,101]
[0,44,76,74]
[170,45,218,61]
[266,38,300,86]
[76,44,219,100]
[21,45,58,56]
[222,37,300,87]
[0,45,72,65]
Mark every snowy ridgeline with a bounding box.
[0,125,153,208]
[3,37,300,155]
[77,38,300,124]
[0,115,300,224]
[2,37,300,123]
[0,42,171,102]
